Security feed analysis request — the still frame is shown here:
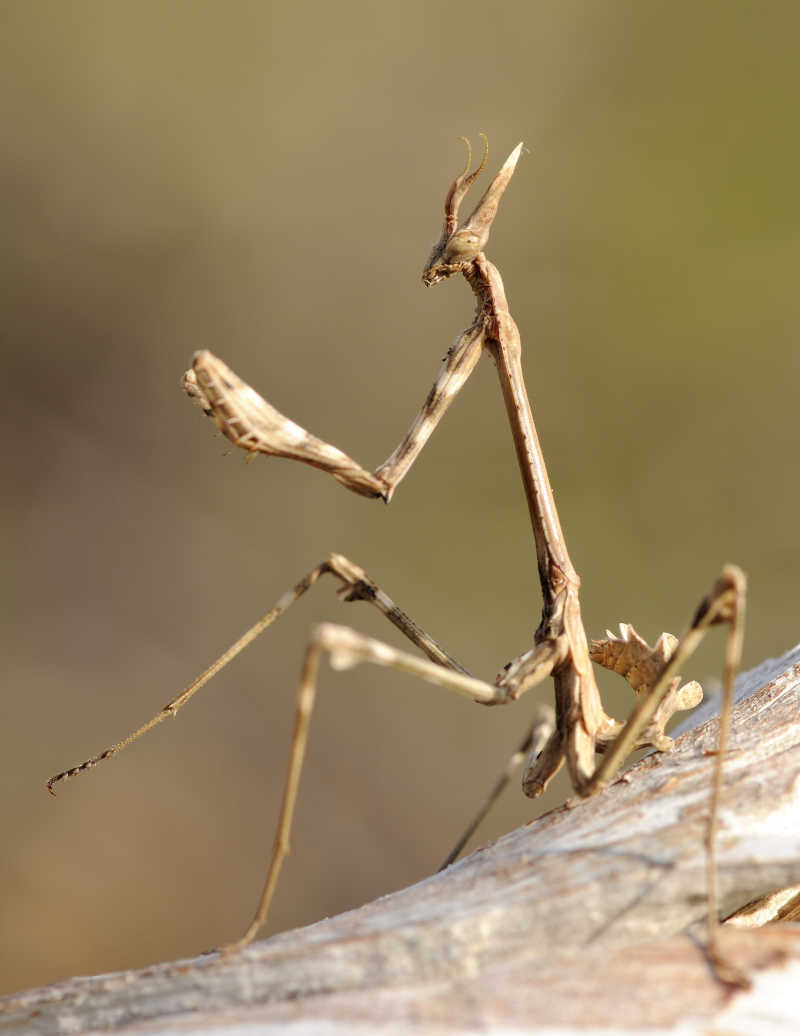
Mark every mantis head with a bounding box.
[422,135,523,287]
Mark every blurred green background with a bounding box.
[2,0,799,997]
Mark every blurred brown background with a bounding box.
[2,1,799,997]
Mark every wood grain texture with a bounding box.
[4,645,800,1034]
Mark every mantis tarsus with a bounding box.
[48,136,746,980]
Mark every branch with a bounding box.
[5,645,800,1034]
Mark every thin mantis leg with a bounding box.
[224,621,556,952]
[706,570,747,984]
[437,710,554,873]
[47,554,470,794]
[576,565,747,984]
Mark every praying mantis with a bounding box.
[47,136,746,980]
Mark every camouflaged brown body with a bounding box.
[48,141,747,976]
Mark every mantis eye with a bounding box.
[443,230,482,263]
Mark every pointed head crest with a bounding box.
[422,135,523,287]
